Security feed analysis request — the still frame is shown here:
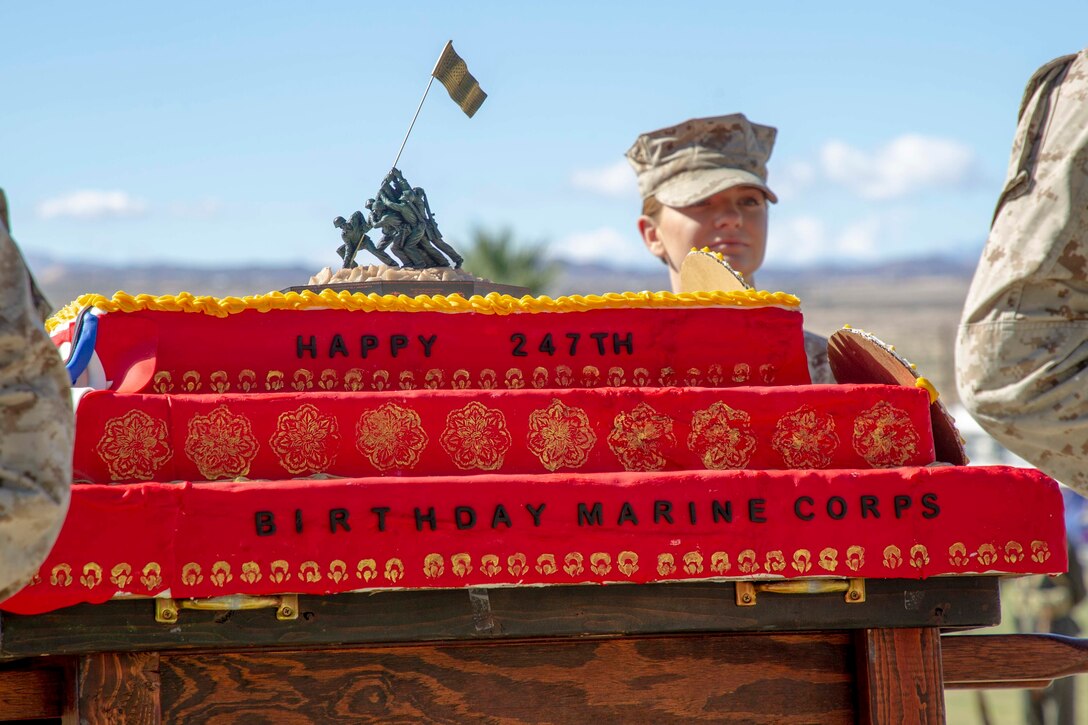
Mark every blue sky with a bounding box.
[3,2,1087,272]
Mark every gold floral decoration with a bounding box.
[96,409,172,481]
[607,402,676,471]
[505,368,524,389]
[355,402,428,471]
[184,405,259,480]
[384,558,404,583]
[269,559,290,584]
[772,405,839,469]
[237,369,257,392]
[210,561,232,587]
[182,370,201,392]
[852,401,920,467]
[732,363,750,383]
[80,563,103,589]
[152,371,174,393]
[328,559,348,584]
[210,370,230,393]
[141,562,162,590]
[241,561,261,584]
[909,544,930,569]
[292,369,314,391]
[536,553,557,575]
[1031,540,1050,563]
[607,367,625,386]
[1004,541,1024,564]
[319,369,340,390]
[398,371,416,390]
[792,549,812,574]
[818,547,838,572]
[440,401,512,471]
[181,562,203,586]
[845,545,865,572]
[270,403,340,475]
[977,543,997,567]
[299,561,321,583]
[452,553,472,577]
[688,401,757,470]
[883,545,903,569]
[683,551,704,575]
[765,550,786,573]
[265,370,284,391]
[344,368,367,391]
[531,367,549,388]
[110,563,133,589]
[508,553,528,577]
[51,563,72,587]
[710,551,730,575]
[356,559,377,583]
[581,365,600,387]
[564,552,584,577]
[526,398,597,471]
[423,553,445,579]
[424,369,443,389]
[590,552,612,576]
[555,365,573,387]
[479,369,497,389]
[657,553,676,576]
[481,554,501,577]
[949,543,969,567]
[738,549,759,574]
[372,369,390,391]
[618,551,639,577]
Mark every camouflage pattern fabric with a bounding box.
[804,330,835,384]
[0,207,73,602]
[957,49,1088,494]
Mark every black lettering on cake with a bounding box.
[329,508,350,532]
[590,332,609,354]
[360,335,379,358]
[827,496,847,520]
[255,511,276,536]
[418,334,437,357]
[893,495,912,519]
[566,332,581,354]
[370,506,390,532]
[712,500,733,523]
[794,496,815,521]
[511,333,528,357]
[295,508,304,533]
[921,492,940,519]
[748,498,767,523]
[617,501,639,525]
[328,334,349,358]
[613,332,634,355]
[538,333,556,355]
[297,335,317,359]
[525,502,546,526]
[415,507,437,531]
[688,501,697,524]
[455,506,476,530]
[860,495,880,519]
[491,504,513,529]
[654,500,674,524]
[390,334,409,357]
[578,502,603,526]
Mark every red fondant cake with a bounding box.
[0,287,1066,614]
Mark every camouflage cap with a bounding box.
[626,113,778,207]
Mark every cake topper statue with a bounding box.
[334,41,485,270]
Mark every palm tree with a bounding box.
[460,227,558,294]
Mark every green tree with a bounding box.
[460,227,558,294]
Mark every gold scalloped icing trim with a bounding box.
[46,288,801,332]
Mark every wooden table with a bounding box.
[2,577,1086,723]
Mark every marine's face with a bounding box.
[639,185,769,288]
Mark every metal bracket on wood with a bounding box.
[155,594,299,623]
[735,578,866,606]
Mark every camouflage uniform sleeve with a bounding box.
[0,221,74,602]
[956,49,1088,495]
[803,330,835,384]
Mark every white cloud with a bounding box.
[36,190,148,220]
[771,160,817,202]
[552,226,641,264]
[773,214,884,266]
[819,135,978,200]
[570,160,638,198]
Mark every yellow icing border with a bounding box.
[47,288,800,332]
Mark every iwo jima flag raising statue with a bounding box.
[1,41,1086,725]
[328,41,482,277]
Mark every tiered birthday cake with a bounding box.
[0,282,1066,614]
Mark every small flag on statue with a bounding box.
[431,41,487,118]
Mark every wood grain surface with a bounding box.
[158,634,856,724]
[1,578,1001,660]
[942,633,1088,688]
[856,627,944,724]
[76,651,160,725]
